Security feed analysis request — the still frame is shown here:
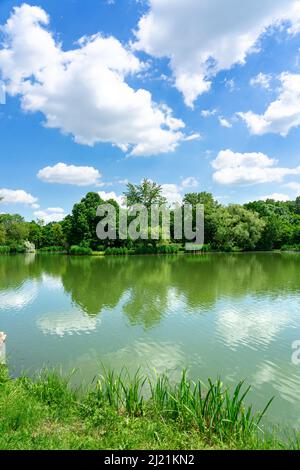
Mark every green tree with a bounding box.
[183,192,220,245]
[0,214,29,244]
[0,224,5,244]
[28,221,43,248]
[51,223,66,247]
[212,205,265,251]
[124,179,166,209]
[64,192,107,249]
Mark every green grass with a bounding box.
[0,365,297,450]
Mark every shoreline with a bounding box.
[0,365,295,451]
[1,250,300,257]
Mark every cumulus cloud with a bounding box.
[34,207,66,223]
[259,193,290,202]
[239,73,300,136]
[0,188,38,206]
[183,133,202,142]
[250,72,272,90]
[98,190,126,207]
[219,117,232,128]
[201,109,217,118]
[161,184,183,205]
[0,4,185,156]
[37,163,101,186]
[212,149,300,185]
[285,182,300,195]
[181,176,199,189]
[134,0,300,106]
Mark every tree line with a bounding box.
[1,179,300,254]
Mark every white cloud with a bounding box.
[134,0,300,106]
[0,188,38,206]
[37,163,101,186]
[0,4,185,156]
[201,109,217,118]
[259,193,290,202]
[47,207,65,213]
[181,176,199,189]
[239,73,300,136]
[219,117,232,128]
[224,78,236,92]
[250,72,272,90]
[285,182,300,195]
[98,190,126,207]
[161,184,183,205]
[117,179,129,185]
[212,149,300,185]
[34,207,66,223]
[183,133,202,141]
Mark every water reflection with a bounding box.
[37,310,100,337]
[1,253,300,321]
[0,280,38,311]
[1,253,300,425]
[215,297,299,351]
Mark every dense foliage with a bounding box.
[2,180,300,254]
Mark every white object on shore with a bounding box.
[0,332,6,344]
[0,332,6,365]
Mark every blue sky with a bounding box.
[1,0,300,222]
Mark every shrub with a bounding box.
[281,244,300,252]
[0,246,10,254]
[157,244,179,254]
[69,245,93,256]
[39,246,65,253]
[9,244,26,254]
[96,245,106,252]
[134,245,157,255]
[201,244,211,253]
[105,247,129,256]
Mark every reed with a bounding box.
[0,365,282,450]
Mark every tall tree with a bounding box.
[124,179,167,209]
[64,192,108,249]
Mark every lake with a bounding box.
[1,253,300,428]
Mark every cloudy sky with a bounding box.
[1,0,300,221]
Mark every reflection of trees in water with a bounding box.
[122,258,173,329]
[170,253,300,311]
[59,253,300,326]
[0,254,68,291]
[61,256,175,328]
[61,257,130,316]
[1,253,300,328]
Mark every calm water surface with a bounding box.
[1,253,300,427]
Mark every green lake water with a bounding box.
[1,253,300,428]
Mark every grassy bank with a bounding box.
[0,365,297,450]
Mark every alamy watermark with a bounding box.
[0,81,6,105]
[95,201,204,250]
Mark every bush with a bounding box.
[201,244,211,253]
[69,245,93,256]
[0,246,10,254]
[281,244,300,252]
[39,246,65,253]
[95,245,106,252]
[157,244,180,254]
[134,245,157,255]
[105,247,129,256]
[9,244,26,254]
